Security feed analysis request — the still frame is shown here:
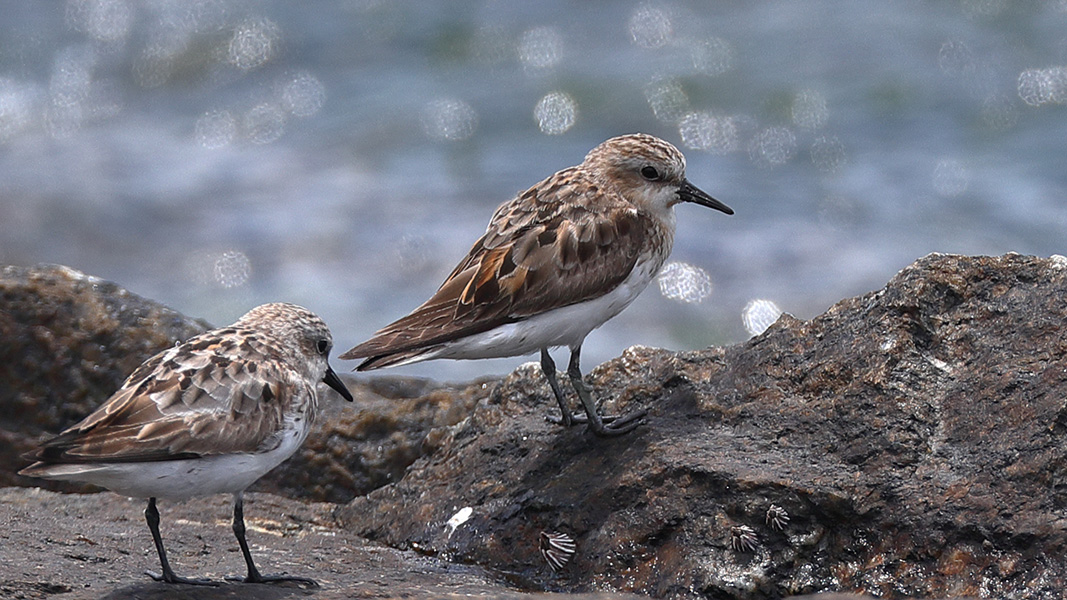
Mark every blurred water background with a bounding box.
[2,0,1066,381]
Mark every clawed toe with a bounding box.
[545,412,614,426]
[146,570,218,586]
[226,573,320,588]
[587,409,647,437]
[546,412,575,426]
[546,408,647,436]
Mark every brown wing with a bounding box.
[25,335,303,464]
[341,168,649,366]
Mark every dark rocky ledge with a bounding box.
[4,254,1062,599]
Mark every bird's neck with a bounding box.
[641,211,677,268]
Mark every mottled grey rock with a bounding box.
[0,487,646,600]
[338,253,1067,599]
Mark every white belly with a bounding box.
[34,421,309,502]
[431,255,664,360]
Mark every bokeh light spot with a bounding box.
[518,26,563,70]
[243,103,286,144]
[979,94,1019,131]
[810,135,847,173]
[46,45,96,138]
[470,25,511,66]
[792,89,829,130]
[938,40,975,77]
[690,37,734,76]
[534,91,577,135]
[0,79,38,141]
[421,97,478,141]
[645,78,689,123]
[132,43,176,89]
[1018,67,1067,106]
[187,249,252,289]
[629,3,673,49]
[50,45,94,104]
[213,250,251,288]
[228,17,280,70]
[280,71,326,118]
[748,126,797,168]
[742,299,782,336]
[195,109,236,149]
[678,111,739,154]
[67,0,134,44]
[658,262,713,303]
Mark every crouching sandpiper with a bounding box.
[20,302,353,586]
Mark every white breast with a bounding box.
[35,417,312,502]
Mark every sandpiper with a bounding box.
[20,302,353,586]
[342,133,731,436]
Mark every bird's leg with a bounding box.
[543,348,617,427]
[227,493,319,588]
[542,348,577,427]
[566,346,646,437]
[144,498,216,586]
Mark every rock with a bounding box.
[0,487,648,600]
[337,253,1067,599]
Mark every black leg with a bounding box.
[228,493,318,588]
[144,498,216,586]
[543,348,613,428]
[542,348,577,427]
[566,345,646,437]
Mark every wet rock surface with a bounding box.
[0,487,646,600]
[1,254,1061,599]
[338,253,1067,599]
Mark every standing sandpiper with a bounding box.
[20,303,353,586]
[342,133,732,436]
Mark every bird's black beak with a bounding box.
[323,365,354,402]
[678,179,733,215]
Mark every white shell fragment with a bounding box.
[540,531,576,571]
[445,506,473,537]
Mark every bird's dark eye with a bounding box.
[640,165,660,181]
[316,339,329,355]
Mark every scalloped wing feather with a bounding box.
[25,337,302,464]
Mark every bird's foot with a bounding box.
[145,570,218,586]
[546,412,624,425]
[586,408,647,437]
[547,408,647,436]
[225,573,320,588]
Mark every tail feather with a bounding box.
[19,462,110,480]
[355,346,444,371]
